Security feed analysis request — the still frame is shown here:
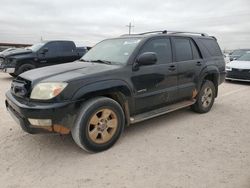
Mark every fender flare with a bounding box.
[72,79,132,101]
[198,66,220,95]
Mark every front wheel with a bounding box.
[71,97,125,153]
[191,80,216,113]
[15,64,35,75]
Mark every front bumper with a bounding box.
[0,63,15,73]
[5,90,80,134]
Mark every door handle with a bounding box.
[196,61,202,66]
[168,65,176,71]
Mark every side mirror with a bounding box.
[137,52,157,66]
[41,48,48,54]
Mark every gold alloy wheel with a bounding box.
[201,87,213,108]
[88,108,118,144]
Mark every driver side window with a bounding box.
[41,42,59,57]
[139,38,172,64]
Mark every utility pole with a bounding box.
[126,22,134,35]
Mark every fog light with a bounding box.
[28,119,52,126]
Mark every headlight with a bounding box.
[30,82,68,100]
[226,66,232,71]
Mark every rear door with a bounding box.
[172,37,203,100]
[131,37,178,113]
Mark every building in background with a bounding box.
[0,43,32,52]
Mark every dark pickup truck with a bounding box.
[5,30,225,153]
[0,40,88,77]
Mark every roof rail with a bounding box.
[167,31,208,36]
[121,30,208,37]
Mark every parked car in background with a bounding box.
[224,53,230,64]
[0,48,16,54]
[226,52,250,82]
[5,30,225,152]
[229,49,250,61]
[0,40,87,77]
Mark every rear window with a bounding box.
[200,38,222,56]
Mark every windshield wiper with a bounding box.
[89,59,112,65]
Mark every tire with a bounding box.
[191,80,216,113]
[71,97,125,153]
[15,64,36,75]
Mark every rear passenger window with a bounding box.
[200,38,222,56]
[60,42,74,53]
[139,38,172,64]
[174,38,193,61]
[190,40,201,59]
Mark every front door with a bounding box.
[131,37,178,114]
[38,42,59,67]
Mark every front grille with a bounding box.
[11,77,32,98]
[0,57,5,67]
[227,68,250,80]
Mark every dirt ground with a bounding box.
[0,73,250,188]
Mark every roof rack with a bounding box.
[121,30,209,37]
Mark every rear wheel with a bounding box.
[191,80,216,113]
[15,64,35,75]
[71,97,125,153]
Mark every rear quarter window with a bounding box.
[200,38,222,56]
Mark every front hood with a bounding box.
[19,61,121,83]
[227,60,250,69]
[0,48,32,57]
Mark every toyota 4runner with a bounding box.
[5,30,225,152]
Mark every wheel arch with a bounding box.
[199,66,220,97]
[72,80,133,125]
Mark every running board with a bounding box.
[130,99,196,124]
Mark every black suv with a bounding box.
[5,30,225,152]
[0,40,87,77]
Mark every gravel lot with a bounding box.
[0,73,250,188]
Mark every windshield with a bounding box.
[237,53,250,61]
[82,38,142,64]
[27,42,45,52]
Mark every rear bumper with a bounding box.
[5,90,79,134]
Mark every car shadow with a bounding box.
[0,74,13,81]
[24,107,195,155]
